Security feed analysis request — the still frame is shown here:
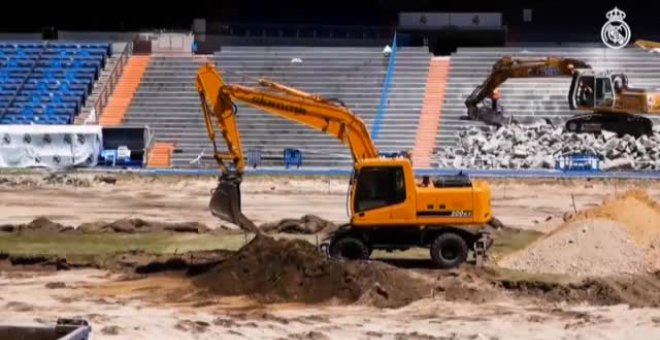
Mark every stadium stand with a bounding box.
[437,47,660,150]
[99,55,150,126]
[0,42,111,125]
[122,46,431,168]
[373,47,431,154]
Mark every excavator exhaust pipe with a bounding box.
[209,176,260,234]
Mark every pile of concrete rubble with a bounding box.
[432,123,660,170]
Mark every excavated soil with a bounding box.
[5,232,660,309]
[499,190,660,276]
[193,236,438,308]
[0,249,233,274]
[259,215,337,234]
[499,271,660,308]
[0,217,210,234]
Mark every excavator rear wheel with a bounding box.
[566,121,581,133]
[329,236,370,261]
[430,232,469,269]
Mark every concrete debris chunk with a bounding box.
[602,130,617,140]
[602,158,635,171]
[432,122,660,170]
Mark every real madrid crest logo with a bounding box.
[601,7,631,49]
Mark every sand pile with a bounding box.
[500,190,660,276]
[192,236,434,307]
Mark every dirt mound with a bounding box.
[500,190,660,276]
[0,249,233,274]
[0,176,38,187]
[499,272,660,308]
[0,217,210,234]
[43,173,91,187]
[259,215,337,234]
[0,217,74,233]
[562,190,660,243]
[499,218,645,276]
[117,249,233,274]
[78,218,209,234]
[193,236,433,307]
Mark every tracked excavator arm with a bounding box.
[195,63,380,231]
[465,56,590,125]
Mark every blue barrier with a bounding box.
[371,32,397,141]
[78,167,660,180]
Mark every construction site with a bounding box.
[3,1,660,339]
[0,173,659,339]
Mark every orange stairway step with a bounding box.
[99,56,151,126]
[412,58,452,168]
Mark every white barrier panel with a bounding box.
[0,125,102,168]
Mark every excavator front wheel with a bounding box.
[329,236,370,261]
[566,121,581,133]
[430,232,469,269]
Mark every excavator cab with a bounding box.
[566,70,653,136]
[569,70,615,110]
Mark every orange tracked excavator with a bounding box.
[196,63,496,268]
[466,56,660,136]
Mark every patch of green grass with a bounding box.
[0,227,543,265]
[0,232,325,257]
[0,232,252,256]
[489,228,543,262]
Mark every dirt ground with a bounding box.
[2,173,660,339]
[3,268,660,340]
[1,173,659,231]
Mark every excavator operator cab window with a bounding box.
[354,166,406,213]
[575,75,595,107]
[595,77,614,108]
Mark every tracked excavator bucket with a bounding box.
[209,176,260,233]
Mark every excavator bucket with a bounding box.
[209,176,259,233]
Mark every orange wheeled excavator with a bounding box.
[465,56,660,137]
[196,63,496,269]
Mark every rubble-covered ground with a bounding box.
[433,123,660,170]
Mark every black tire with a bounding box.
[430,233,469,269]
[329,236,370,261]
[566,121,580,133]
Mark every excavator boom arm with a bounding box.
[196,63,378,172]
[195,63,379,231]
[196,63,246,176]
[225,83,379,161]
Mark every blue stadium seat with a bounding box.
[0,41,110,125]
